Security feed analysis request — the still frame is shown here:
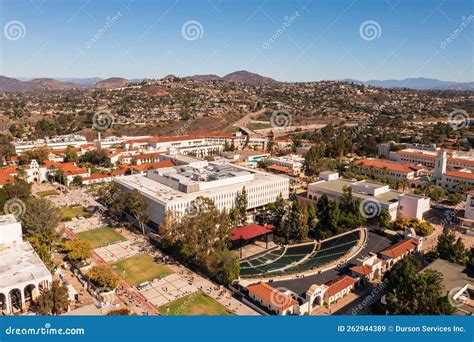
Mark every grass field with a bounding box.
[158,292,234,316]
[111,254,172,286]
[59,206,92,221]
[37,190,60,198]
[77,226,126,249]
[246,121,273,130]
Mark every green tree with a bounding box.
[383,256,455,315]
[3,180,32,201]
[64,145,79,163]
[0,134,15,164]
[235,187,248,226]
[447,193,465,205]
[36,280,69,315]
[64,239,92,262]
[87,265,120,289]
[127,189,149,235]
[210,250,240,285]
[307,202,317,236]
[284,199,308,242]
[27,232,56,271]
[436,228,469,265]
[267,194,287,229]
[21,197,60,236]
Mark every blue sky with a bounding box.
[1,0,473,82]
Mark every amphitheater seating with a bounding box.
[239,230,361,278]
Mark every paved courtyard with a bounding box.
[65,215,107,233]
[139,273,196,306]
[94,240,142,263]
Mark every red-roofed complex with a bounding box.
[323,276,357,305]
[354,158,425,180]
[380,238,421,266]
[247,282,298,315]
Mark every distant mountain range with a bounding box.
[342,77,474,91]
[1,72,472,92]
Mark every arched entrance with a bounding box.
[24,284,36,309]
[0,293,6,311]
[312,295,323,308]
[9,288,23,313]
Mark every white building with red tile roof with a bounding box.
[353,158,426,180]
[247,281,298,315]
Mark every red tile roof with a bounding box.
[444,170,474,181]
[324,276,357,300]
[380,238,419,259]
[231,224,273,241]
[350,265,373,276]
[268,164,291,173]
[355,158,418,174]
[128,161,174,172]
[398,150,474,166]
[133,152,161,160]
[247,282,297,311]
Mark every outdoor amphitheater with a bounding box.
[240,229,364,279]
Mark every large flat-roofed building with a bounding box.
[12,135,88,154]
[0,215,52,314]
[113,162,289,225]
[307,172,430,220]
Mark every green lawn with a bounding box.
[59,206,92,221]
[111,254,172,286]
[37,190,60,198]
[158,292,234,316]
[246,121,273,130]
[76,226,126,249]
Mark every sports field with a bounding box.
[111,253,173,286]
[77,226,126,249]
[158,292,234,316]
